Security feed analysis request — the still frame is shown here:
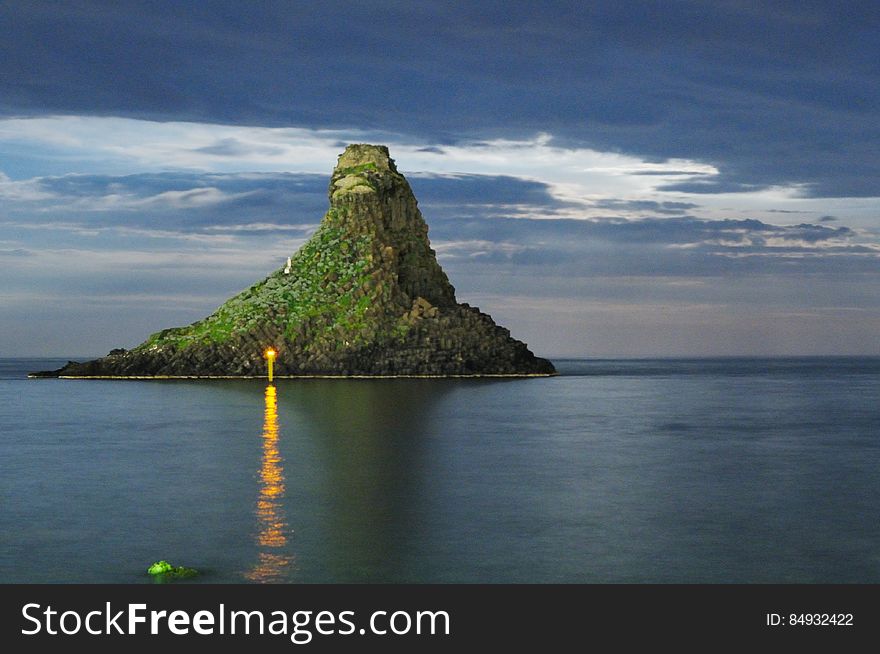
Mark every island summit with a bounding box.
[33,145,556,378]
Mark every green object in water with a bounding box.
[147,560,173,575]
[147,560,198,579]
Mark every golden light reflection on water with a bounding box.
[245,384,293,582]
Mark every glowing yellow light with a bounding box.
[264,348,276,381]
[245,384,293,582]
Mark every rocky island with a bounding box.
[33,145,555,378]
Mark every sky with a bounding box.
[1,1,878,357]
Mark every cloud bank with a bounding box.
[1,2,878,356]
[1,1,878,196]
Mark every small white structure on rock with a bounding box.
[284,256,292,274]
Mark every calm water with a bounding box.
[1,357,878,583]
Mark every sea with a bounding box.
[1,357,878,584]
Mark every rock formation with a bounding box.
[33,144,555,377]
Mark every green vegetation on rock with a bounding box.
[139,218,380,352]
[336,162,378,176]
[147,560,198,580]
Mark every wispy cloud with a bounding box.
[4,117,878,233]
[0,248,33,257]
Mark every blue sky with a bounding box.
[1,1,878,356]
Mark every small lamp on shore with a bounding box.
[265,348,276,382]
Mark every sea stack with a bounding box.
[34,145,556,377]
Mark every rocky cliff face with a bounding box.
[35,145,555,377]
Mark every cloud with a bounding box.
[3,169,872,257]
[629,170,711,177]
[0,172,329,236]
[2,170,875,272]
[422,212,879,285]
[5,116,878,232]
[0,2,878,196]
[464,290,880,357]
[409,172,572,218]
[192,137,285,157]
[85,186,257,211]
[0,171,58,201]
[657,180,775,195]
[432,239,529,262]
[592,200,700,215]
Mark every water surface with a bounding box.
[1,357,878,583]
